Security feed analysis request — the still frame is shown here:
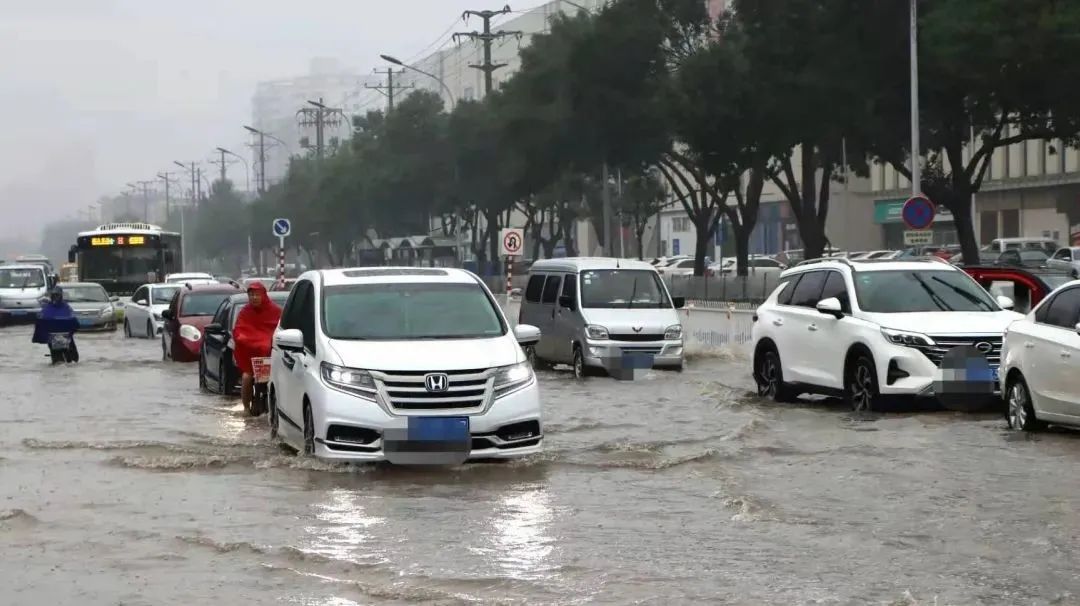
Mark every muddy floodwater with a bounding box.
[4,326,1080,605]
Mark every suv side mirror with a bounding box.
[671,296,686,309]
[514,324,541,345]
[996,295,1015,310]
[558,295,577,311]
[816,297,844,318]
[274,328,305,353]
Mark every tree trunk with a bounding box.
[693,221,713,276]
[943,191,979,264]
[734,224,751,277]
[800,217,827,260]
[635,223,647,261]
[484,208,502,271]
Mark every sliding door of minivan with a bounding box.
[535,274,563,360]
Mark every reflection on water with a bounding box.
[489,489,555,580]
[303,489,385,563]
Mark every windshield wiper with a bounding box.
[627,277,638,309]
[911,273,952,311]
[930,276,993,310]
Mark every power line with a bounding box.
[366,68,413,112]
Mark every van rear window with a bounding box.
[524,275,545,303]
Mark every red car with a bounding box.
[161,284,240,362]
[961,266,1074,315]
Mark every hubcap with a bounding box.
[1008,383,1028,430]
[758,356,778,397]
[850,364,874,412]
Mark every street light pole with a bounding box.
[217,147,251,193]
[380,54,457,110]
[909,0,921,197]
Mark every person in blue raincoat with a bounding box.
[32,286,80,362]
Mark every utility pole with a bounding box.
[367,67,412,112]
[128,180,154,223]
[454,6,524,96]
[245,127,267,193]
[216,148,228,184]
[157,172,176,223]
[296,98,346,161]
[174,161,200,206]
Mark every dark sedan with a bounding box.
[199,290,289,394]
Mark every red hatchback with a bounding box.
[161,284,240,362]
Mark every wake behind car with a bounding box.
[199,290,290,394]
[269,267,543,464]
[59,282,119,331]
[161,283,240,362]
[752,257,1023,412]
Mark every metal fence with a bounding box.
[665,273,782,304]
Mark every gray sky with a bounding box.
[0,0,544,239]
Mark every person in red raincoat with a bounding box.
[233,282,282,410]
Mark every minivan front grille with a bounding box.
[376,368,492,412]
[609,333,665,342]
[912,335,1003,367]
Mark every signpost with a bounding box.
[901,195,935,249]
[273,218,291,287]
[500,228,524,298]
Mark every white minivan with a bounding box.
[269,267,543,464]
[520,258,685,378]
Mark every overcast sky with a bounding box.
[0,0,545,239]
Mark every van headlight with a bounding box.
[585,325,609,340]
[664,324,683,340]
[179,324,201,342]
[321,362,377,401]
[494,361,534,398]
[881,328,933,347]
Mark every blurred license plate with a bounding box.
[621,353,655,369]
[9,310,29,316]
[408,417,470,442]
[251,357,271,384]
[992,366,1000,382]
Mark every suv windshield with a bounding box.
[580,269,671,309]
[854,270,1000,313]
[0,268,46,289]
[322,283,505,340]
[152,286,180,304]
[63,286,109,303]
[180,293,232,317]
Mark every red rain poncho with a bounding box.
[232,282,282,375]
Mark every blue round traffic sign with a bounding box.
[902,196,936,230]
[272,218,291,237]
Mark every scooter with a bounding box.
[34,317,80,365]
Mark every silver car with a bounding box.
[60,282,118,331]
[1047,246,1080,279]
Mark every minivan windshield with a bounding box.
[322,283,505,340]
[580,269,671,309]
[854,270,999,313]
[0,268,46,289]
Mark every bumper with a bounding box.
[306,380,543,462]
[172,338,202,362]
[0,306,39,321]
[76,317,117,331]
[582,339,684,369]
[874,342,1001,397]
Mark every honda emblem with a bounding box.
[424,373,449,392]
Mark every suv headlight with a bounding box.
[494,361,534,398]
[881,328,933,347]
[179,324,202,342]
[321,362,377,401]
[664,324,683,340]
[586,325,609,340]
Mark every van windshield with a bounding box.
[322,283,506,340]
[580,269,672,309]
[0,268,45,289]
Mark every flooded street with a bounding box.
[4,326,1080,605]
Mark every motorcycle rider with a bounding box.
[233,282,282,411]
[33,286,79,362]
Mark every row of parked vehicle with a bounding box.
[750,254,1080,432]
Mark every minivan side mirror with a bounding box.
[558,295,577,311]
[204,322,223,334]
[996,295,1015,310]
[816,297,844,318]
[671,296,686,309]
[161,309,174,321]
[1076,322,1080,336]
[274,328,305,353]
[514,324,541,346]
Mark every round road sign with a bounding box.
[272,218,292,238]
[901,196,936,230]
[502,229,523,256]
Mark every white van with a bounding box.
[0,264,54,324]
[521,258,685,378]
[269,267,543,465]
[982,237,1058,255]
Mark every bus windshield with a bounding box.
[80,246,160,284]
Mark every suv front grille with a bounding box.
[377,369,491,411]
[912,336,1003,367]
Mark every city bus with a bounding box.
[68,223,183,296]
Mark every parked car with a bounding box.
[522,258,685,377]
[1046,246,1080,278]
[160,284,240,362]
[752,257,1022,412]
[960,266,1074,315]
[59,282,118,331]
[714,256,787,274]
[199,290,290,394]
[269,267,543,463]
[164,272,217,286]
[1000,279,1080,431]
[123,283,181,338]
[996,249,1050,268]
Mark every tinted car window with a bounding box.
[525,274,545,303]
[777,275,801,305]
[561,273,578,301]
[820,272,851,313]
[789,272,826,308]
[1043,288,1080,329]
[541,275,562,304]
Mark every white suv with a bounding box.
[269,267,544,464]
[752,258,1023,411]
[1000,279,1080,431]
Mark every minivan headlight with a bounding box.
[586,325,609,340]
[320,362,377,400]
[494,361,534,398]
[179,324,201,342]
[664,324,683,340]
[881,328,933,347]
